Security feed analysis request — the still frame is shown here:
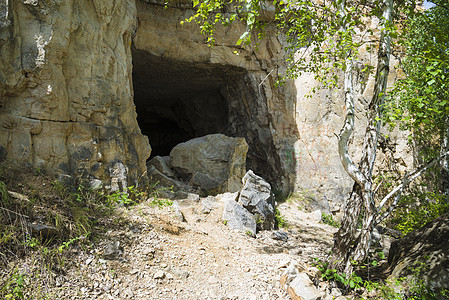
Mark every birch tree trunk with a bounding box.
[332,0,394,275]
[440,116,449,197]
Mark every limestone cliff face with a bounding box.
[0,0,297,191]
[0,0,410,201]
[0,0,150,189]
[292,20,413,206]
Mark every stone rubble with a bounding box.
[34,191,348,300]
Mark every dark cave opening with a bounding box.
[131,48,285,190]
[132,49,246,158]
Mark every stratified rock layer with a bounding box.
[0,0,411,203]
[0,0,150,188]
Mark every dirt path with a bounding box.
[53,195,337,299]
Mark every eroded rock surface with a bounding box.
[170,134,248,193]
[238,170,275,231]
[222,171,275,234]
[388,212,449,292]
[0,0,150,188]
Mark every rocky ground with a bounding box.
[38,194,338,300]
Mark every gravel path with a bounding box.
[51,196,336,299]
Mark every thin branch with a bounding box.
[372,178,384,196]
[0,207,30,219]
[259,69,274,86]
[375,150,449,224]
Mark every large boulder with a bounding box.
[170,134,248,194]
[238,170,275,231]
[388,212,449,292]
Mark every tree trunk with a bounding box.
[332,0,393,275]
[440,116,449,197]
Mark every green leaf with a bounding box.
[349,279,355,288]
[237,32,250,46]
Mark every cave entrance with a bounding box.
[132,49,247,158]
[132,49,284,188]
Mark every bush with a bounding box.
[275,208,288,228]
[390,190,449,234]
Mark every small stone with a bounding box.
[103,284,112,292]
[172,201,186,222]
[171,268,189,279]
[187,193,200,202]
[90,179,103,190]
[287,272,321,300]
[86,258,93,265]
[272,231,288,241]
[103,241,123,260]
[166,273,174,280]
[124,289,134,298]
[331,288,342,297]
[154,271,165,279]
[289,248,303,255]
[200,196,215,214]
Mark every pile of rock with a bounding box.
[222,170,275,236]
[147,134,248,196]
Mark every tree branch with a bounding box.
[375,150,449,224]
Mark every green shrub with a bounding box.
[321,212,340,228]
[275,208,288,228]
[390,190,449,234]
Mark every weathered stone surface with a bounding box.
[0,0,150,189]
[280,261,321,300]
[238,170,275,231]
[148,166,189,199]
[103,240,123,260]
[171,201,186,222]
[133,1,298,192]
[148,166,183,192]
[147,156,175,178]
[222,198,257,236]
[288,273,322,300]
[200,196,216,214]
[292,40,412,207]
[0,0,411,208]
[388,212,449,292]
[170,134,248,193]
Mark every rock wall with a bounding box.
[0,0,150,189]
[0,0,297,191]
[291,18,413,206]
[132,0,298,191]
[0,0,411,202]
